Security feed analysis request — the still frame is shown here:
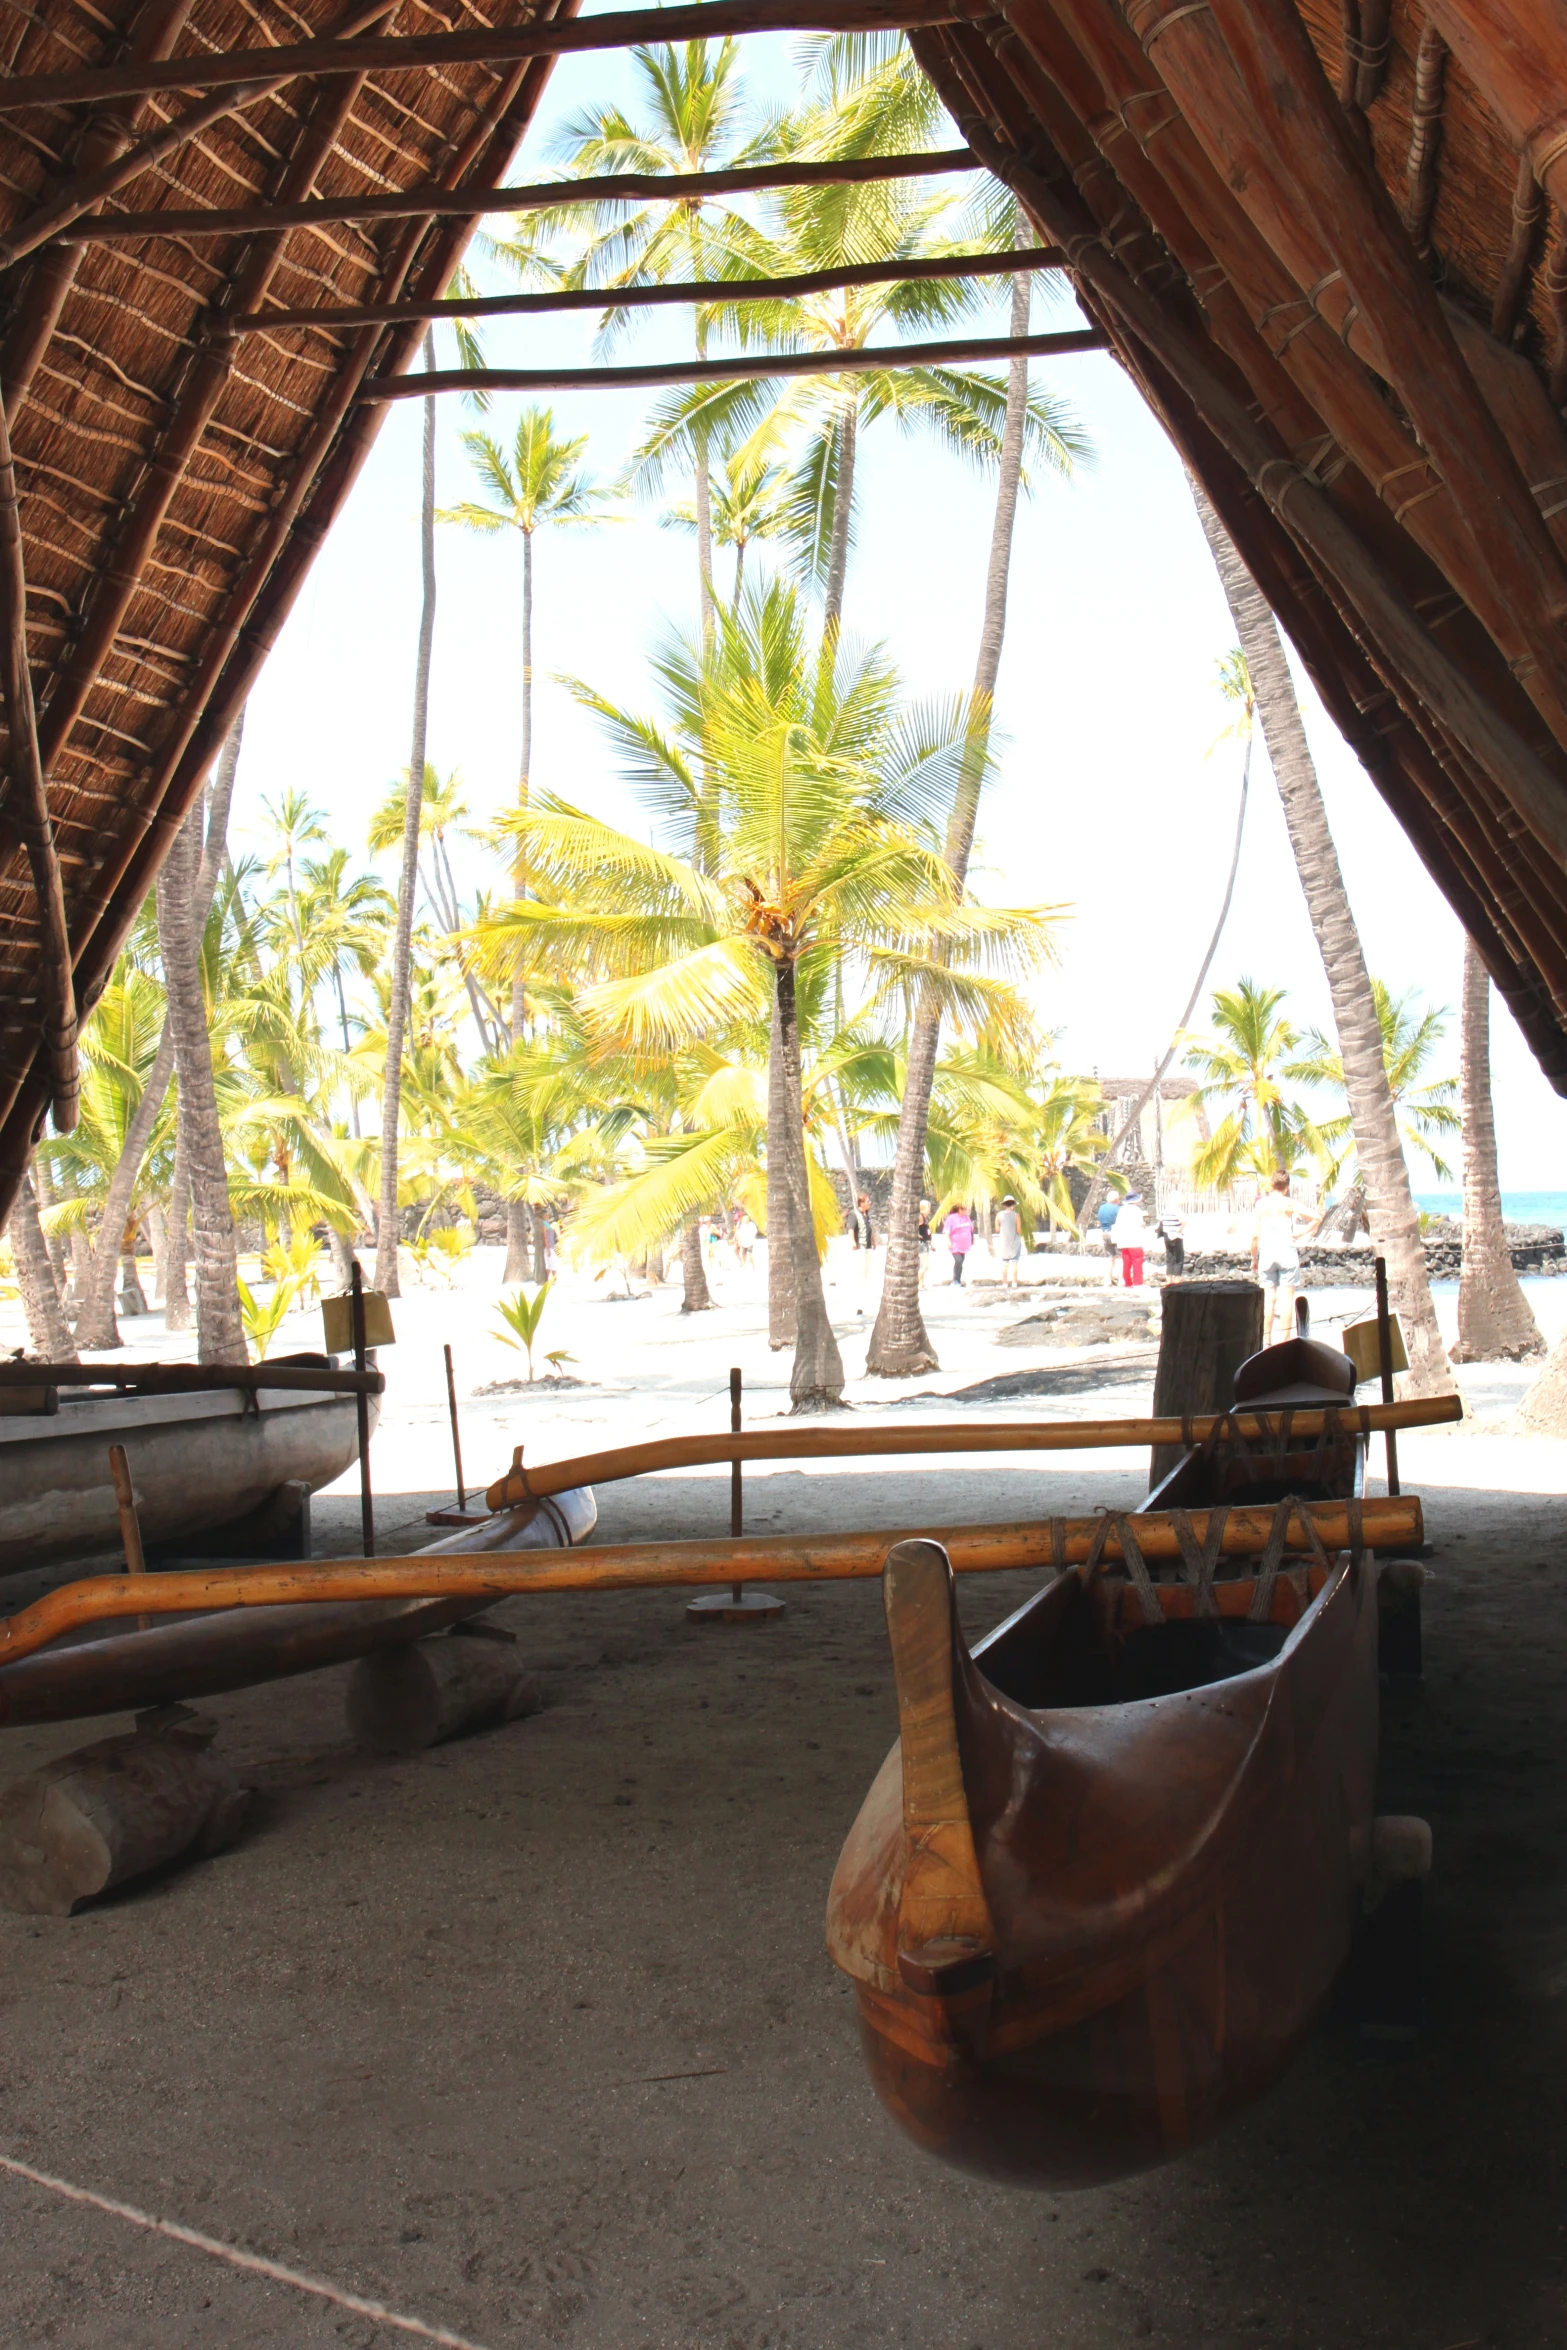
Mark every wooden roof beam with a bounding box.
[0,402,77,1134]
[0,0,989,114]
[224,244,1064,336]
[49,145,981,246]
[360,327,1105,397]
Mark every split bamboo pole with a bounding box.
[483,1395,1460,1509]
[362,330,1106,400]
[0,0,983,112]
[64,147,979,244]
[0,1362,384,1394]
[226,245,1064,337]
[0,1496,1425,1669]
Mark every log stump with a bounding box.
[1150,1278,1263,1489]
[346,1630,542,1754]
[0,1710,246,1916]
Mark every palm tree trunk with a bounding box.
[1453,935,1543,1360]
[164,1124,192,1329]
[822,394,858,637]
[504,1199,531,1283]
[75,712,245,1350]
[156,802,246,1364]
[376,334,438,1300]
[512,524,533,1045]
[766,989,798,1348]
[868,255,1032,1377]
[681,1216,713,1311]
[8,1169,76,1359]
[32,1154,66,1291]
[775,959,846,1409]
[530,1200,548,1285]
[1191,483,1451,1394]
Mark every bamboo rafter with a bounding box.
[361,328,1107,398]
[0,1494,1427,1670]
[0,0,987,111]
[224,243,1065,336]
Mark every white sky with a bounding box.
[232,34,1567,1194]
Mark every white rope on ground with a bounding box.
[0,2150,491,2349]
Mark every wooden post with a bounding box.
[731,1365,743,1603]
[351,1259,374,1556]
[108,1441,149,1632]
[1149,1278,1264,1489]
[445,1342,465,1511]
[1374,1254,1401,1496]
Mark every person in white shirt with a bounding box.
[995,1194,1023,1288]
[1251,1170,1309,1340]
[1114,1193,1148,1287]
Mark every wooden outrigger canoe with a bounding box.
[826,1340,1402,2188]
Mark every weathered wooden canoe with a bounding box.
[0,1368,377,1573]
[827,1361,1387,2188]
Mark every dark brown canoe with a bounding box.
[827,1369,1385,2188]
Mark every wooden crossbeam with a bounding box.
[0,0,982,112]
[226,244,1064,336]
[360,327,1106,397]
[56,146,980,246]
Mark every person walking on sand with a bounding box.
[1115,1192,1148,1287]
[917,1199,933,1288]
[945,1203,975,1285]
[1251,1170,1310,1342]
[1096,1193,1120,1285]
[1157,1202,1185,1277]
[850,1191,876,1312]
[996,1194,1024,1289]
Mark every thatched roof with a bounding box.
[0,0,576,1207]
[2,0,1566,1226]
[907,0,1567,1095]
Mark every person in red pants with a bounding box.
[1115,1192,1147,1286]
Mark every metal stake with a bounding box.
[730,1363,743,1603]
[686,1364,784,1622]
[108,1440,149,1628]
[1373,1254,1400,1497]
[351,1259,375,1555]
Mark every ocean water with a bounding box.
[1415,1190,1567,1231]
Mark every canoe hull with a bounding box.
[0,1386,377,1572]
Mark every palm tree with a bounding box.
[291,846,397,1129]
[1183,980,1315,1192]
[660,448,792,604]
[471,584,1056,1407]
[7,1169,75,1359]
[370,767,506,1060]
[259,786,328,949]
[157,807,247,1362]
[1290,982,1460,1204]
[1190,481,1452,1394]
[377,332,438,1300]
[545,37,770,630]
[1453,936,1544,1361]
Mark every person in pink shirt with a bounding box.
[945,1204,975,1285]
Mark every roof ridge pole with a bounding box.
[0,399,77,1136]
[1,0,198,416]
[0,0,395,284]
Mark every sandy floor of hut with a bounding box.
[1,1250,1564,2345]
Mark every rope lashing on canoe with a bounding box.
[1168,1506,1231,1619]
[1084,1512,1164,1626]
[1247,1497,1335,1624]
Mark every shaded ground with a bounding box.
[1,1456,1564,2348]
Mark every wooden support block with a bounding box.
[345,1633,542,1753]
[0,1711,246,1916]
[1150,1278,1263,1489]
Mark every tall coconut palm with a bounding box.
[545,37,770,629]
[376,333,438,1300]
[1191,482,1452,1394]
[7,1170,74,1359]
[1183,980,1316,1191]
[158,800,247,1362]
[865,216,1082,1372]
[1453,936,1544,1361]
[471,584,1056,1406]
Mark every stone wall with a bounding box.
[1183,1224,1566,1287]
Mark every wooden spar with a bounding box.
[363,330,1107,399]
[1402,21,1449,253]
[59,147,980,246]
[0,0,398,282]
[0,1361,384,1394]
[225,245,1065,337]
[0,398,77,1134]
[1492,157,1545,343]
[484,1396,1461,1508]
[0,0,980,112]
[0,1496,1426,1668]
